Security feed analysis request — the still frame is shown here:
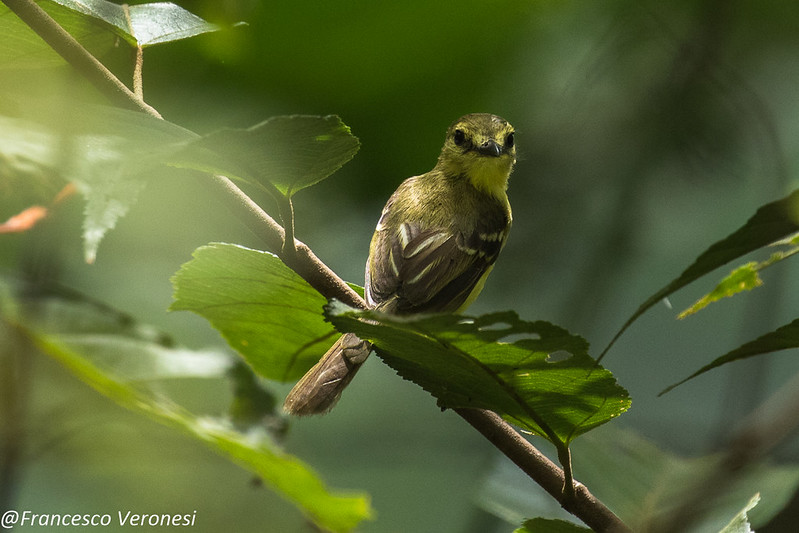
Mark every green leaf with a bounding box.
[175,115,360,198]
[50,0,220,48]
[170,243,343,381]
[4,284,372,533]
[0,1,117,68]
[115,1,222,47]
[719,494,759,533]
[677,262,763,319]
[515,518,590,533]
[661,318,799,395]
[0,104,197,262]
[325,303,630,446]
[678,234,799,319]
[0,1,220,69]
[29,334,371,532]
[600,188,799,361]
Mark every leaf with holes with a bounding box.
[325,302,630,446]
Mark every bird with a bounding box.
[284,113,517,415]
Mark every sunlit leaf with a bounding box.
[0,105,197,262]
[51,0,220,47]
[175,115,360,198]
[122,2,221,46]
[0,1,221,70]
[325,302,630,446]
[28,334,372,532]
[661,318,799,395]
[678,235,799,319]
[719,494,759,533]
[2,283,373,533]
[170,243,343,381]
[0,1,118,68]
[600,188,799,361]
[677,262,763,319]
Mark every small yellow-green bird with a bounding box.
[284,113,516,415]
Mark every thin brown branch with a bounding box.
[6,3,631,530]
[456,409,630,533]
[2,0,160,118]
[204,175,363,309]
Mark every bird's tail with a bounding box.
[283,332,372,416]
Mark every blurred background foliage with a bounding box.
[2,0,799,531]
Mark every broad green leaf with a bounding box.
[3,284,372,533]
[0,1,118,68]
[678,234,799,318]
[719,494,759,533]
[661,318,799,395]
[55,0,222,47]
[170,243,342,381]
[0,1,220,69]
[515,518,590,533]
[0,104,197,262]
[175,115,360,198]
[600,188,799,361]
[325,303,630,446]
[29,334,372,532]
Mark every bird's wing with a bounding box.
[366,221,504,314]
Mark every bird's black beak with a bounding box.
[476,139,502,157]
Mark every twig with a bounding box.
[2,0,160,118]
[5,3,631,530]
[456,409,630,533]
[121,3,144,100]
[204,175,363,309]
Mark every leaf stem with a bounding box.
[279,196,297,260]
[121,4,144,100]
[204,175,363,309]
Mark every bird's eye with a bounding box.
[453,129,466,146]
[505,132,515,148]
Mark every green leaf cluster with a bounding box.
[7,1,799,529]
[1,282,372,532]
[602,188,799,392]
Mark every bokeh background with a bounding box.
[3,0,799,531]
